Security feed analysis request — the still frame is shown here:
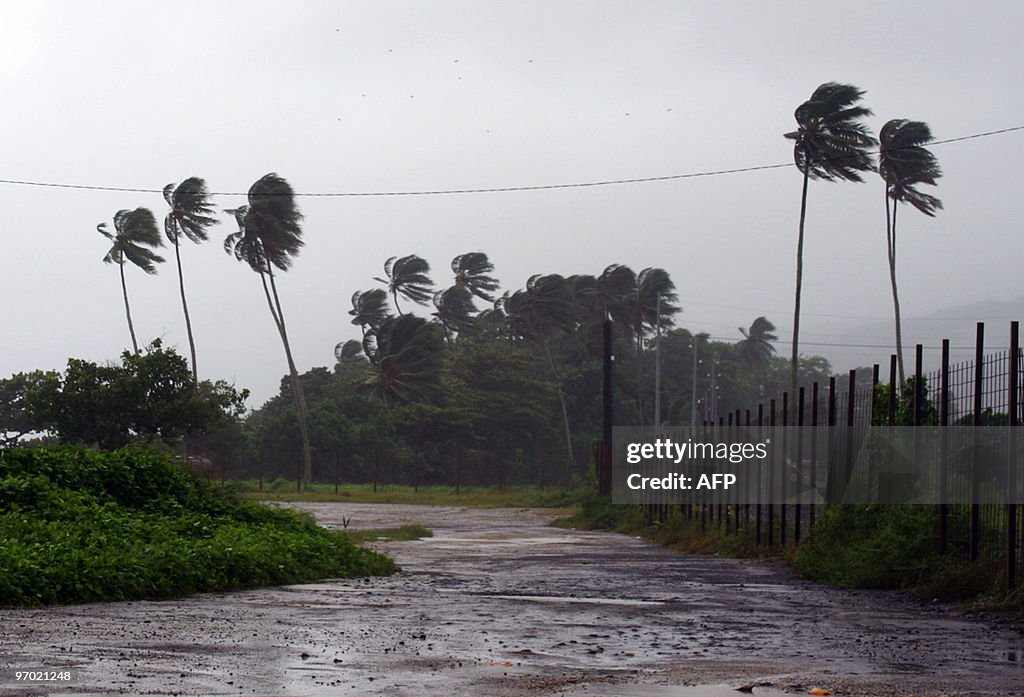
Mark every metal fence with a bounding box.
[652,321,1023,588]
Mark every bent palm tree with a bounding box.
[627,267,679,425]
[375,254,434,314]
[451,252,499,302]
[737,316,778,369]
[98,208,164,354]
[432,285,477,341]
[364,314,445,405]
[224,173,313,489]
[349,288,393,336]
[878,119,943,385]
[785,82,875,396]
[164,177,219,383]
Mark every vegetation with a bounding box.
[240,480,584,508]
[784,82,876,396]
[96,207,165,354]
[224,173,313,490]
[878,119,943,386]
[163,176,220,384]
[0,447,394,606]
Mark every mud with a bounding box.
[1,503,1022,696]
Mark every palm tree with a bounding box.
[375,254,434,314]
[626,267,679,425]
[451,252,499,302]
[500,274,577,464]
[363,314,445,405]
[785,82,876,396]
[349,289,392,336]
[878,119,943,385]
[224,173,313,489]
[163,177,219,384]
[737,316,778,369]
[97,208,164,354]
[432,286,477,341]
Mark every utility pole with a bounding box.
[690,337,699,431]
[654,294,662,429]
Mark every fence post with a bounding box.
[972,323,984,562]
[768,398,777,550]
[1008,321,1019,588]
[756,403,764,547]
[940,339,950,555]
[781,391,789,547]
[810,382,819,529]
[827,377,837,503]
[796,386,805,544]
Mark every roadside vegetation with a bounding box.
[0,447,395,607]
[558,494,1021,608]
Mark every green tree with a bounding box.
[878,119,943,386]
[432,286,477,341]
[97,208,165,354]
[363,314,445,406]
[451,252,499,302]
[626,267,679,425]
[375,254,434,315]
[163,177,220,384]
[785,82,876,396]
[223,173,314,489]
[737,316,778,369]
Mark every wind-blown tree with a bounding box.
[363,314,445,405]
[164,176,219,384]
[97,208,165,354]
[737,316,778,369]
[223,173,313,489]
[375,254,434,314]
[349,288,392,336]
[627,267,679,425]
[785,82,876,396]
[878,119,943,385]
[451,252,499,302]
[500,274,577,464]
[432,286,477,341]
[737,316,778,398]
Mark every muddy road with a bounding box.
[1,503,1022,696]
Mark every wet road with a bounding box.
[1,503,1022,696]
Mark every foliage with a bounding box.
[8,341,247,450]
[0,447,394,606]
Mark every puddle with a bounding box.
[481,593,665,607]
[563,684,792,697]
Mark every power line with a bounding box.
[0,125,1020,198]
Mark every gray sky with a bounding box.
[2,1,1022,407]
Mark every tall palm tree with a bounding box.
[878,119,943,385]
[97,208,164,354]
[626,267,679,425]
[224,173,313,489]
[785,82,876,396]
[451,252,499,302]
[375,254,434,314]
[164,177,219,384]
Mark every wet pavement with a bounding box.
[1,503,1022,696]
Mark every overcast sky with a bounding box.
[2,1,1022,407]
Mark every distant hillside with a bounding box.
[812,297,1024,377]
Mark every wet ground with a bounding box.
[1,503,1022,696]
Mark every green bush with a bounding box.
[0,447,395,606]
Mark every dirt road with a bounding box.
[1,503,1021,696]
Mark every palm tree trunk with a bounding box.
[541,338,575,467]
[173,238,199,384]
[262,268,314,490]
[120,262,139,354]
[887,193,905,386]
[791,165,810,397]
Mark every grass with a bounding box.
[556,494,1023,608]
[236,479,585,509]
[0,447,396,606]
[343,523,433,545]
